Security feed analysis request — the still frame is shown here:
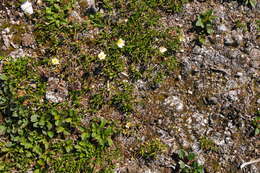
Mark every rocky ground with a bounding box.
[115,1,259,172]
[0,0,259,172]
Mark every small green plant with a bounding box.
[199,137,218,152]
[243,0,257,8]
[253,111,260,136]
[88,118,116,148]
[194,9,216,45]
[147,0,189,13]
[111,82,133,114]
[89,93,105,112]
[256,20,260,32]
[177,149,204,173]
[195,9,216,35]
[138,138,167,160]
[235,20,248,32]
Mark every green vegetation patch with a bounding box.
[252,110,260,136]
[0,57,119,172]
[0,0,187,171]
[194,9,216,45]
[199,137,218,152]
[138,138,167,160]
[176,149,205,173]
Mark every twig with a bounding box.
[240,158,260,169]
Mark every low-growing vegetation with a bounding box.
[1,0,257,172]
[176,149,204,173]
[194,9,216,44]
[138,138,167,160]
[0,0,186,172]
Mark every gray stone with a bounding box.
[217,24,228,32]
[208,97,219,105]
[249,48,260,60]
[45,77,68,103]
[224,35,236,46]
[163,96,184,112]
[225,90,239,102]
[9,48,26,58]
[68,11,83,23]
[232,31,243,46]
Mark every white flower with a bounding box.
[21,1,34,15]
[116,38,125,48]
[98,51,106,60]
[179,33,185,42]
[51,58,59,65]
[159,46,167,53]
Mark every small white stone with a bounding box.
[159,46,167,53]
[21,1,34,15]
[217,24,228,32]
[164,96,184,112]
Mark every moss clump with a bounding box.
[199,137,218,152]
[138,138,167,160]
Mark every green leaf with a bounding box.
[188,152,196,161]
[255,128,259,136]
[0,125,6,135]
[63,130,70,136]
[65,118,72,123]
[56,126,65,133]
[179,160,186,169]
[195,18,204,28]
[250,0,257,8]
[178,149,185,159]
[33,145,42,155]
[0,74,8,80]
[107,137,113,146]
[65,145,73,152]
[55,120,62,126]
[47,122,53,130]
[81,132,90,140]
[12,111,18,117]
[47,131,54,138]
[39,117,45,126]
[23,142,33,149]
[37,159,45,166]
[30,114,39,122]
[34,169,41,173]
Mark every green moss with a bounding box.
[138,138,167,160]
[199,137,218,152]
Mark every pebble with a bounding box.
[217,24,228,32]
[21,1,34,15]
[68,11,83,23]
[232,31,243,46]
[226,90,239,102]
[163,96,184,112]
[207,96,219,105]
[224,35,236,46]
[9,49,26,58]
